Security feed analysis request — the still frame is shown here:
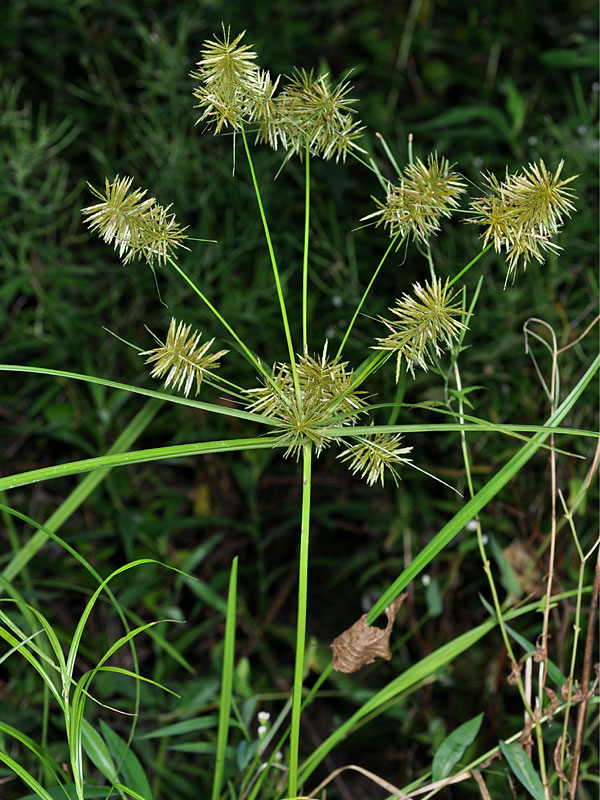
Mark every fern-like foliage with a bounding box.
[141,318,228,396]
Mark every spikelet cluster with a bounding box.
[364,154,466,243]
[192,29,363,161]
[141,318,228,397]
[337,428,413,487]
[375,276,467,380]
[81,176,188,267]
[263,69,365,161]
[244,344,367,458]
[468,160,577,282]
[191,28,275,134]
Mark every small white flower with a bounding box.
[275,751,283,761]
[421,573,431,586]
[465,519,478,532]
[258,725,268,738]
[257,711,270,724]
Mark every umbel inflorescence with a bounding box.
[81,29,578,487]
[190,26,364,161]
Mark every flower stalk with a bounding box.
[288,438,313,797]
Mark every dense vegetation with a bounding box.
[1,2,598,798]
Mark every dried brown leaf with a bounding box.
[507,661,523,685]
[330,594,407,673]
[553,736,570,784]
[544,686,559,719]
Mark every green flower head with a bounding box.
[244,343,366,458]
[468,160,577,283]
[364,154,466,244]
[375,276,467,380]
[81,176,188,267]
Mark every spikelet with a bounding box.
[141,318,228,397]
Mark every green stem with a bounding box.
[288,439,313,797]
[167,256,270,383]
[448,243,492,288]
[336,232,401,360]
[302,144,311,354]
[212,557,238,800]
[453,361,549,795]
[239,126,301,406]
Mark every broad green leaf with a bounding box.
[499,740,545,799]
[425,577,443,617]
[100,720,152,800]
[80,718,117,783]
[432,713,483,781]
[136,716,220,738]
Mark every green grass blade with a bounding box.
[212,556,238,800]
[0,721,68,788]
[366,354,599,623]
[0,364,277,425]
[99,720,152,800]
[0,753,55,800]
[0,624,64,707]
[298,591,588,785]
[0,437,280,493]
[66,561,188,683]
[1,399,161,583]
[0,503,194,675]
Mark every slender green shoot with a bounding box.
[167,256,271,382]
[448,243,493,287]
[239,126,301,406]
[336,231,402,360]
[302,143,311,353]
[288,440,313,797]
[212,557,238,800]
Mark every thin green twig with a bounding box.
[239,126,301,407]
[302,143,311,354]
[336,232,402,360]
[288,440,313,796]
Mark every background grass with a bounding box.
[1,1,598,798]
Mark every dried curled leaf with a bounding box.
[330,594,407,673]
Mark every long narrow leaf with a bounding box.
[1,399,161,582]
[0,753,55,800]
[298,590,588,784]
[366,355,598,622]
[0,437,280,493]
[212,556,238,800]
[0,364,277,425]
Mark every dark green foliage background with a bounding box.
[1,1,598,797]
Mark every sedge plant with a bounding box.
[1,25,598,800]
